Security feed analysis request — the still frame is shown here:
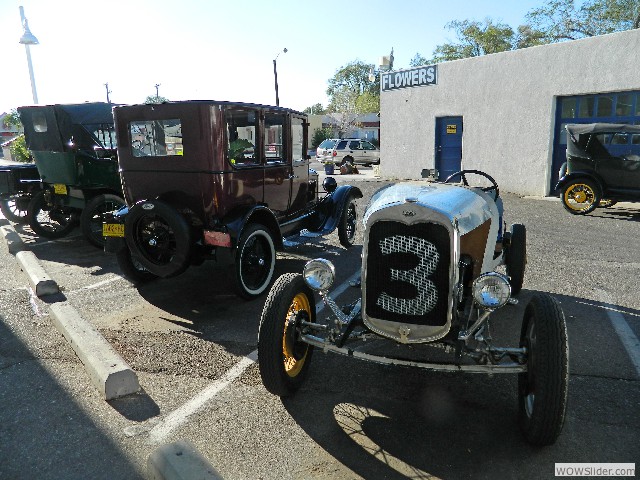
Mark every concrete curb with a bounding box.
[16,250,59,296]
[147,441,222,480]
[49,302,140,400]
[1,223,24,254]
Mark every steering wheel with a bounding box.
[444,169,500,200]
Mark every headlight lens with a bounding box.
[472,272,511,309]
[303,258,335,292]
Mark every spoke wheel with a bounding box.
[518,293,569,446]
[258,273,315,397]
[27,190,77,239]
[1,197,30,224]
[338,193,357,248]
[81,194,126,248]
[561,180,600,214]
[232,224,276,299]
[124,200,193,278]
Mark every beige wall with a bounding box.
[380,29,640,196]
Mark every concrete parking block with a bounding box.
[49,302,140,400]
[1,223,24,254]
[16,250,59,296]
[147,440,222,480]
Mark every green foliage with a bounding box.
[355,91,380,114]
[526,0,640,41]
[303,103,326,115]
[311,127,334,148]
[430,19,516,63]
[144,95,169,104]
[326,60,378,98]
[9,135,31,163]
[413,0,639,63]
[3,109,22,129]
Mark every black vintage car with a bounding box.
[556,123,640,214]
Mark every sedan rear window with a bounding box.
[319,139,336,149]
[130,119,183,157]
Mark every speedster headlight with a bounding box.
[472,272,511,309]
[303,258,335,292]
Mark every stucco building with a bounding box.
[380,28,640,196]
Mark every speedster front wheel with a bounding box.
[518,293,569,446]
[258,273,315,397]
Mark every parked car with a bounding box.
[18,103,126,247]
[556,123,640,214]
[0,162,41,224]
[258,169,569,446]
[317,138,380,166]
[104,101,362,299]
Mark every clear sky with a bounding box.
[1,0,546,115]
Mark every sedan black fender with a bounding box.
[310,185,363,235]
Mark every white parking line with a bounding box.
[65,276,123,294]
[596,290,640,377]
[147,269,361,444]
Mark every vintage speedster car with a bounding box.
[18,103,125,247]
[556,123,640,214]
[258,170,569,446]
[104,101,362,299]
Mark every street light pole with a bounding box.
[273,48,287,106]
[18,6,39,104]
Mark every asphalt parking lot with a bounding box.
[1,171,639,479]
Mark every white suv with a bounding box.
[316,138,380,166]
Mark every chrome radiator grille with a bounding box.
[365,221,451,327]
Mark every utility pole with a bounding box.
[154,83,161,100]
[105,82,112,103]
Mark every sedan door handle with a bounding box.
[288,174,299,179]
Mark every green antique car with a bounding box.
[18,103,125,247]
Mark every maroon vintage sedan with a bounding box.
[104,101,361,299]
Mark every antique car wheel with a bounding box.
[518,293,569,446]
[115,248,158,284]
[258,273,315,397]
[598,199,617,208]
[505,224,526,295]
[80,194,126,249]
[338,193,357,248]
[125,200,193,278]
[1,198,29,224]
[232,224,276,299]
[561,179,600,214]
[27,190,77,239]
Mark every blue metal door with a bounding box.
[435,117,463,180]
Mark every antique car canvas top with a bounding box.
[556,122,640,214]
[18,103,125,248]
[258,170,569,446]
[105,100,362,299]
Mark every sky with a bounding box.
[1,0,547,115]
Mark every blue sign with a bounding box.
[381,65,437,92]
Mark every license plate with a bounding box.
[102,223,124,237]
[53,184,67,195]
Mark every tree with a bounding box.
[526,0,640,41]
[3,109,22,129]
[311,127,334,148]
[303,103,326,115]
[9,135,31,163]
[144,95,169,104]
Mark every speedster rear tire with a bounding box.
[258,273,315,397]
[506,224,526,295]
[518,293,569,446]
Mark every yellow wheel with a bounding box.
[560,179,600,215]
[258,273,315,396]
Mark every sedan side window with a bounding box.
[264,113,285,163]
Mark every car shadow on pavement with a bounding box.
[278,288,640,479]
[0,313,144,479]
[588,207,640,222]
